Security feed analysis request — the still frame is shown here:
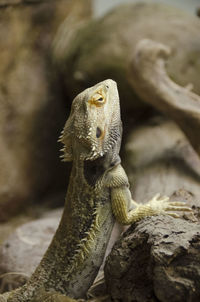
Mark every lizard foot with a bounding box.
[148,193,192,218]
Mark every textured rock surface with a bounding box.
[53,2,200,114]
[0,209,62,292]
[0,0,91,221]
[105,215,200,302]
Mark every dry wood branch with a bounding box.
[129,39,200,156]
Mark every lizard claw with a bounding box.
[166,212,181,218]
[148,193,193,218]
[150,193,169,203]
[166,202,192,212]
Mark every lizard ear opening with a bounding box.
[59,114,74,162]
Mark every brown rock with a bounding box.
[105,215,200,302]
[0,0,92,221]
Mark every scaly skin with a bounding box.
[0,80,191,302]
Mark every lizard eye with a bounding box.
[88,90,106,106]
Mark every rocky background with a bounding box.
[0,0,91,223]
[0,1,200,301]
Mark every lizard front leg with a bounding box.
[111,189,192,225]
[105,164,192,225]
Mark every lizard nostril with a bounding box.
[96,127,102,138]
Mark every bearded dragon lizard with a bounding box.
[0,79,191,302]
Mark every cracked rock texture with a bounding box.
[105,215,200,302]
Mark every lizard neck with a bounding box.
[16,150,119,301]
[43,155,116,298]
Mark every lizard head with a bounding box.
[60,79,122,161]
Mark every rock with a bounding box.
[53,2,200,115]
[0,209,62,292]
[105,215,200,302]
[0,0,91,221]
[123,117,200,205]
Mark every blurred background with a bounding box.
[94,0,200,16]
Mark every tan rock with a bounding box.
[123,117,200,205]
[53,2,200,112]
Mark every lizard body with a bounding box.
[0,80,191,302]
